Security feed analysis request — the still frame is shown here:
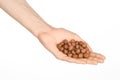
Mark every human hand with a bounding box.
[38,28,105,65]
[0,0,105,64]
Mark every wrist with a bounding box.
[32,22,54,38]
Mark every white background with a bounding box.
[0,0,120,80]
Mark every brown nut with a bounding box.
[68,42,72,46]
[83,53,90,58]
[75,41,79,45]
[79,41,83,45]
[64,44,69,49]
[86,50,90,54]
[68,46,74,51]
[60,42,65,46]
[71,42,76,46]
[63,49,68,54]
[70,39,76,43]
[81,49,86,53]
[63,39,68,44]
[75,45,80,49]
[78,53,83,58]
[56,44,61,49]
[80,46,83,50]
[71,50,76,54]
[59,47,64,51]
[67,53,73,57]
[72,54,78,58]
[76,49,80,54]
[82,43,87,48]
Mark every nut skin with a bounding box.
[64,44,69,49]
[79,41,83,45]
[75,45,80,49]
[63,39,68,44]
[78,53,83,58]
[60,42,65,46]
[86,50,90,54]
[68,46,74,51]
[67,53,73,57]
[71,42,76,46]
[59,47,64,51]
[57,44,61,49]
[83,53,90,58]
[63,49,68,54]
[68,42,72,46]
[71,50,76,54]
[80,46,83,50]
[72,54,78,58]
[81,49,86,53]
[70,39,75,43]
[75,41,79,45]
[76,49,80,54]
[82,43,87,48]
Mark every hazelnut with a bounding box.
[71,50,76,54]
[72,54,78,58]
[80,46,83,50]
[64,44,69,49]
[76,49,80,54]
[63,49,68,54]
[56,44,61,49]
[79,41,83,45]
[78,53,83,58]
[82,43,87,48]
[75,41,79,45]
[70,39,75,43]
[68,42,72,46]
[59,47,64,51]
[75,45,80,49]
[86,50,90,54]
[81,49,86,53]
[68,46,74,51]
[60,42,64,46]
[68,53,73,57]
[63,39,68,44]
[83,53,90,58]
[71,42,76,46]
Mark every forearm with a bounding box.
[0,0,52,37]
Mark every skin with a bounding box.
[0,0,105,65]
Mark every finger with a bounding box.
[61,56,87,64]
[90,52,105,63]
[98,59,104,63]
[62,56,98,65]
[89,57,98,61]
[60,56,98,65]
[86,58,98,65]
[93,52,105,60]
[90,52,96,58]
[89,57,104,63]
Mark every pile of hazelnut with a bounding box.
[57,39,91,59]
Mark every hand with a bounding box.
[38,28,105,65]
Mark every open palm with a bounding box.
[38,28,105,64]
